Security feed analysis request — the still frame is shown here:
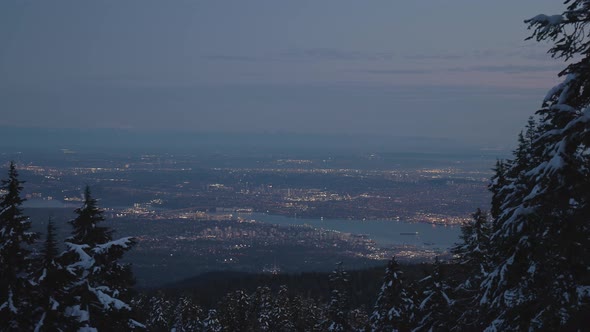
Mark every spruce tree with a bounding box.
[202,309,222,332]
[144,294,173,330]
[271,285,295,331]
[450,209,491,330]
[451,209,491,284]
[217,290,251,332]
[489,160,507,221]
[0,161,38,331]
[33,219,71,331]
[480,2,590,329]
[171,296,203,332]
[62,186,140,331]
[348,306,369,332]
[291,295,324,332]
[414,257,453,332]
[320,262,351,332]
[370,257,415,332]
[69,186,112,246]
[252,286,273,331]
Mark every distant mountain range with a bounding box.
[0,127,507,154]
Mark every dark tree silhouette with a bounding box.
[0,162,38,331]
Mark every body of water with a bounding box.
[22,200,462,250]
[23,199,77,209]
[235,213,461,249]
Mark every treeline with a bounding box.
[133,269,368,332]
[157,268,388,309]
[131,261,438,331]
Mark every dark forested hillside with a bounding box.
[145,264,433,310]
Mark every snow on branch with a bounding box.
[92,237,134,255]
[128,319,146,329]
[544,74,577,104]
[89,285,131,311]
[65,242,94,274]
[64,304,90,323]
[527,14,564,27]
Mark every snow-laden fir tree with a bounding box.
[217,289,251,332]
[413,257,453,332]
[449,209,491,331]
[252,286,273,331]
[489,160,507,222]
[202,309,222,332]
[318,262,351,332]
[62,186,141,331]
[143,294,173,330]
[370,257,415,332]
[488,119,539,231]
[33,219,72,331]
[291,294,325,332]
[0,162,38,331]
[489,117,538,225]
[480,1,590,330]
[171,296,203,332]
[348,306,369,332]
[270,285,295,331]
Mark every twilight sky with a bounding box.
[0,0,567,146]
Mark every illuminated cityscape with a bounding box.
[11,148,495,285]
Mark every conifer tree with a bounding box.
[143,294,173,330]
[414,258,453,332]
[480,1,590,329]
[320,262,351,332]
[0,161,38,331]
[69,186,112,246]
[252,286,273,331]
[217,290,251,332]
[452,209,491,281]
[202,309,222,332]
[171,296,202,332]
[489,160,507,221]
[41,219,59,265]
[62,186,140,331]
[271,285,295,331]
[370,257,415,332]
[33,219,71,331]
[348,306,369,332]
[291,295,324,332]
[450,209,491,330]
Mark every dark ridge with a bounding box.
[143,263,436,309]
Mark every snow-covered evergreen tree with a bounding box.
[370,257,415,332]
[252,286,273,331]
[450,209,491,330]
[452,209,491,278]
[319,262,351,332]
[62,186,141,331]
[270,285,295,331]
[33,219,72,331]
[413,258,453,332]
[480,1,590,330]
[202,309,222,332]
[171,295,203,332]
[143,293,173,330]
[217,289,251,332]
[348,306,369,332]
[0,162,38,331]
[291,294,325,332]
[489,160,507,222]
